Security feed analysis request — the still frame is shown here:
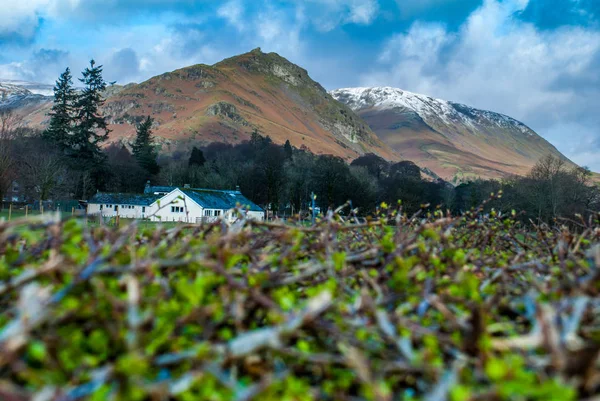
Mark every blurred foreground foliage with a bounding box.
[1,200,600,401]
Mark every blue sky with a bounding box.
[1,0,599,171]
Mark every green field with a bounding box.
[0,208,42,220]
[0,206,599,400]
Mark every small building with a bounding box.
[86,193,161,219]
[87,186,264,223]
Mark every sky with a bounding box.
[1,0,599,171]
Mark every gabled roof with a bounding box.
[181,188,263,212]
[89,192,161,206]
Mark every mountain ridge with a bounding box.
[10,49,396,161]
[1,52,586,182]
[331,86,574,181]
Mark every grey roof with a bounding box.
[182,189,263,212]
[89,192,161,206]
[144,185,176,194]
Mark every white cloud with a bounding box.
[362,0,600,171]
[0,0,79,39]
[0,48,70,83]
[301,0,379,31]
[217,0,245,31]
[347,0,379,24]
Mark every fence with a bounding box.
[0,201,86,221]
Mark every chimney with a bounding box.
[144,180,151,194]
[235,185,240,193]
[184,184,191,189]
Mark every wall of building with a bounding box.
[148,189,203,223]
[88,203,149,219]
[246,211,265,221]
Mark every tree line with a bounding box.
[0,62,598,223]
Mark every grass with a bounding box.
[0,208,42,220]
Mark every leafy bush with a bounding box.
[0,203,599,400]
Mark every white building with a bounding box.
[87,185,264,223]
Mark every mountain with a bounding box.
[0,81,52,119]
[10,49,396,161]
[330,87,573,181]
[0,79,54,96]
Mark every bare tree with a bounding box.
[20,149,66,209]
[0,109,22,140]
[527,155,568,221]
[0,109,22,201]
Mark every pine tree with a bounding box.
[132,116,160,175]
[283,139,293,159]
[188,146,206,167]
[44,68,76,147]
[72,60,110,166]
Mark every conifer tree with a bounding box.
[72,59,110,166]
[132,116,160,175]
[283,139,293,159]
[188,146,206,167]
[44,68,76,147]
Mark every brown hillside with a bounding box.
[100,49,397,161]
[331,87,576,182]
[20,49,397,161]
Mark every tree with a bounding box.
[132,116,160,175]
[351,154,388,180]
[44,68,76,147]
[348,165,379,212]
[383,161,429,215]
[284,151,314,214]
[16,137,67,209]
[312,155,351,208]
[188,146,206,167]
[105,144,147,193]
[283,139,293,159]
[389,161,421,180]
[71,60,110,167]
[518,155,568,222]
[0,110,22,200]
[250,129,272,149]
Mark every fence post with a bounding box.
[311,192,316,226]
[72,207,75,217]
[25,205,28,217]
[8,203,12,221]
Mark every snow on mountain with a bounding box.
[0,81,52,111]
[0,80,54,97]
[330,87,534,137]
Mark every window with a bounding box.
[114,205,117,211]
[171,206,184,213]
[100,205,103,210]
[215,210,221,216]
[142,207,146,213]
[204,209,213,217]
